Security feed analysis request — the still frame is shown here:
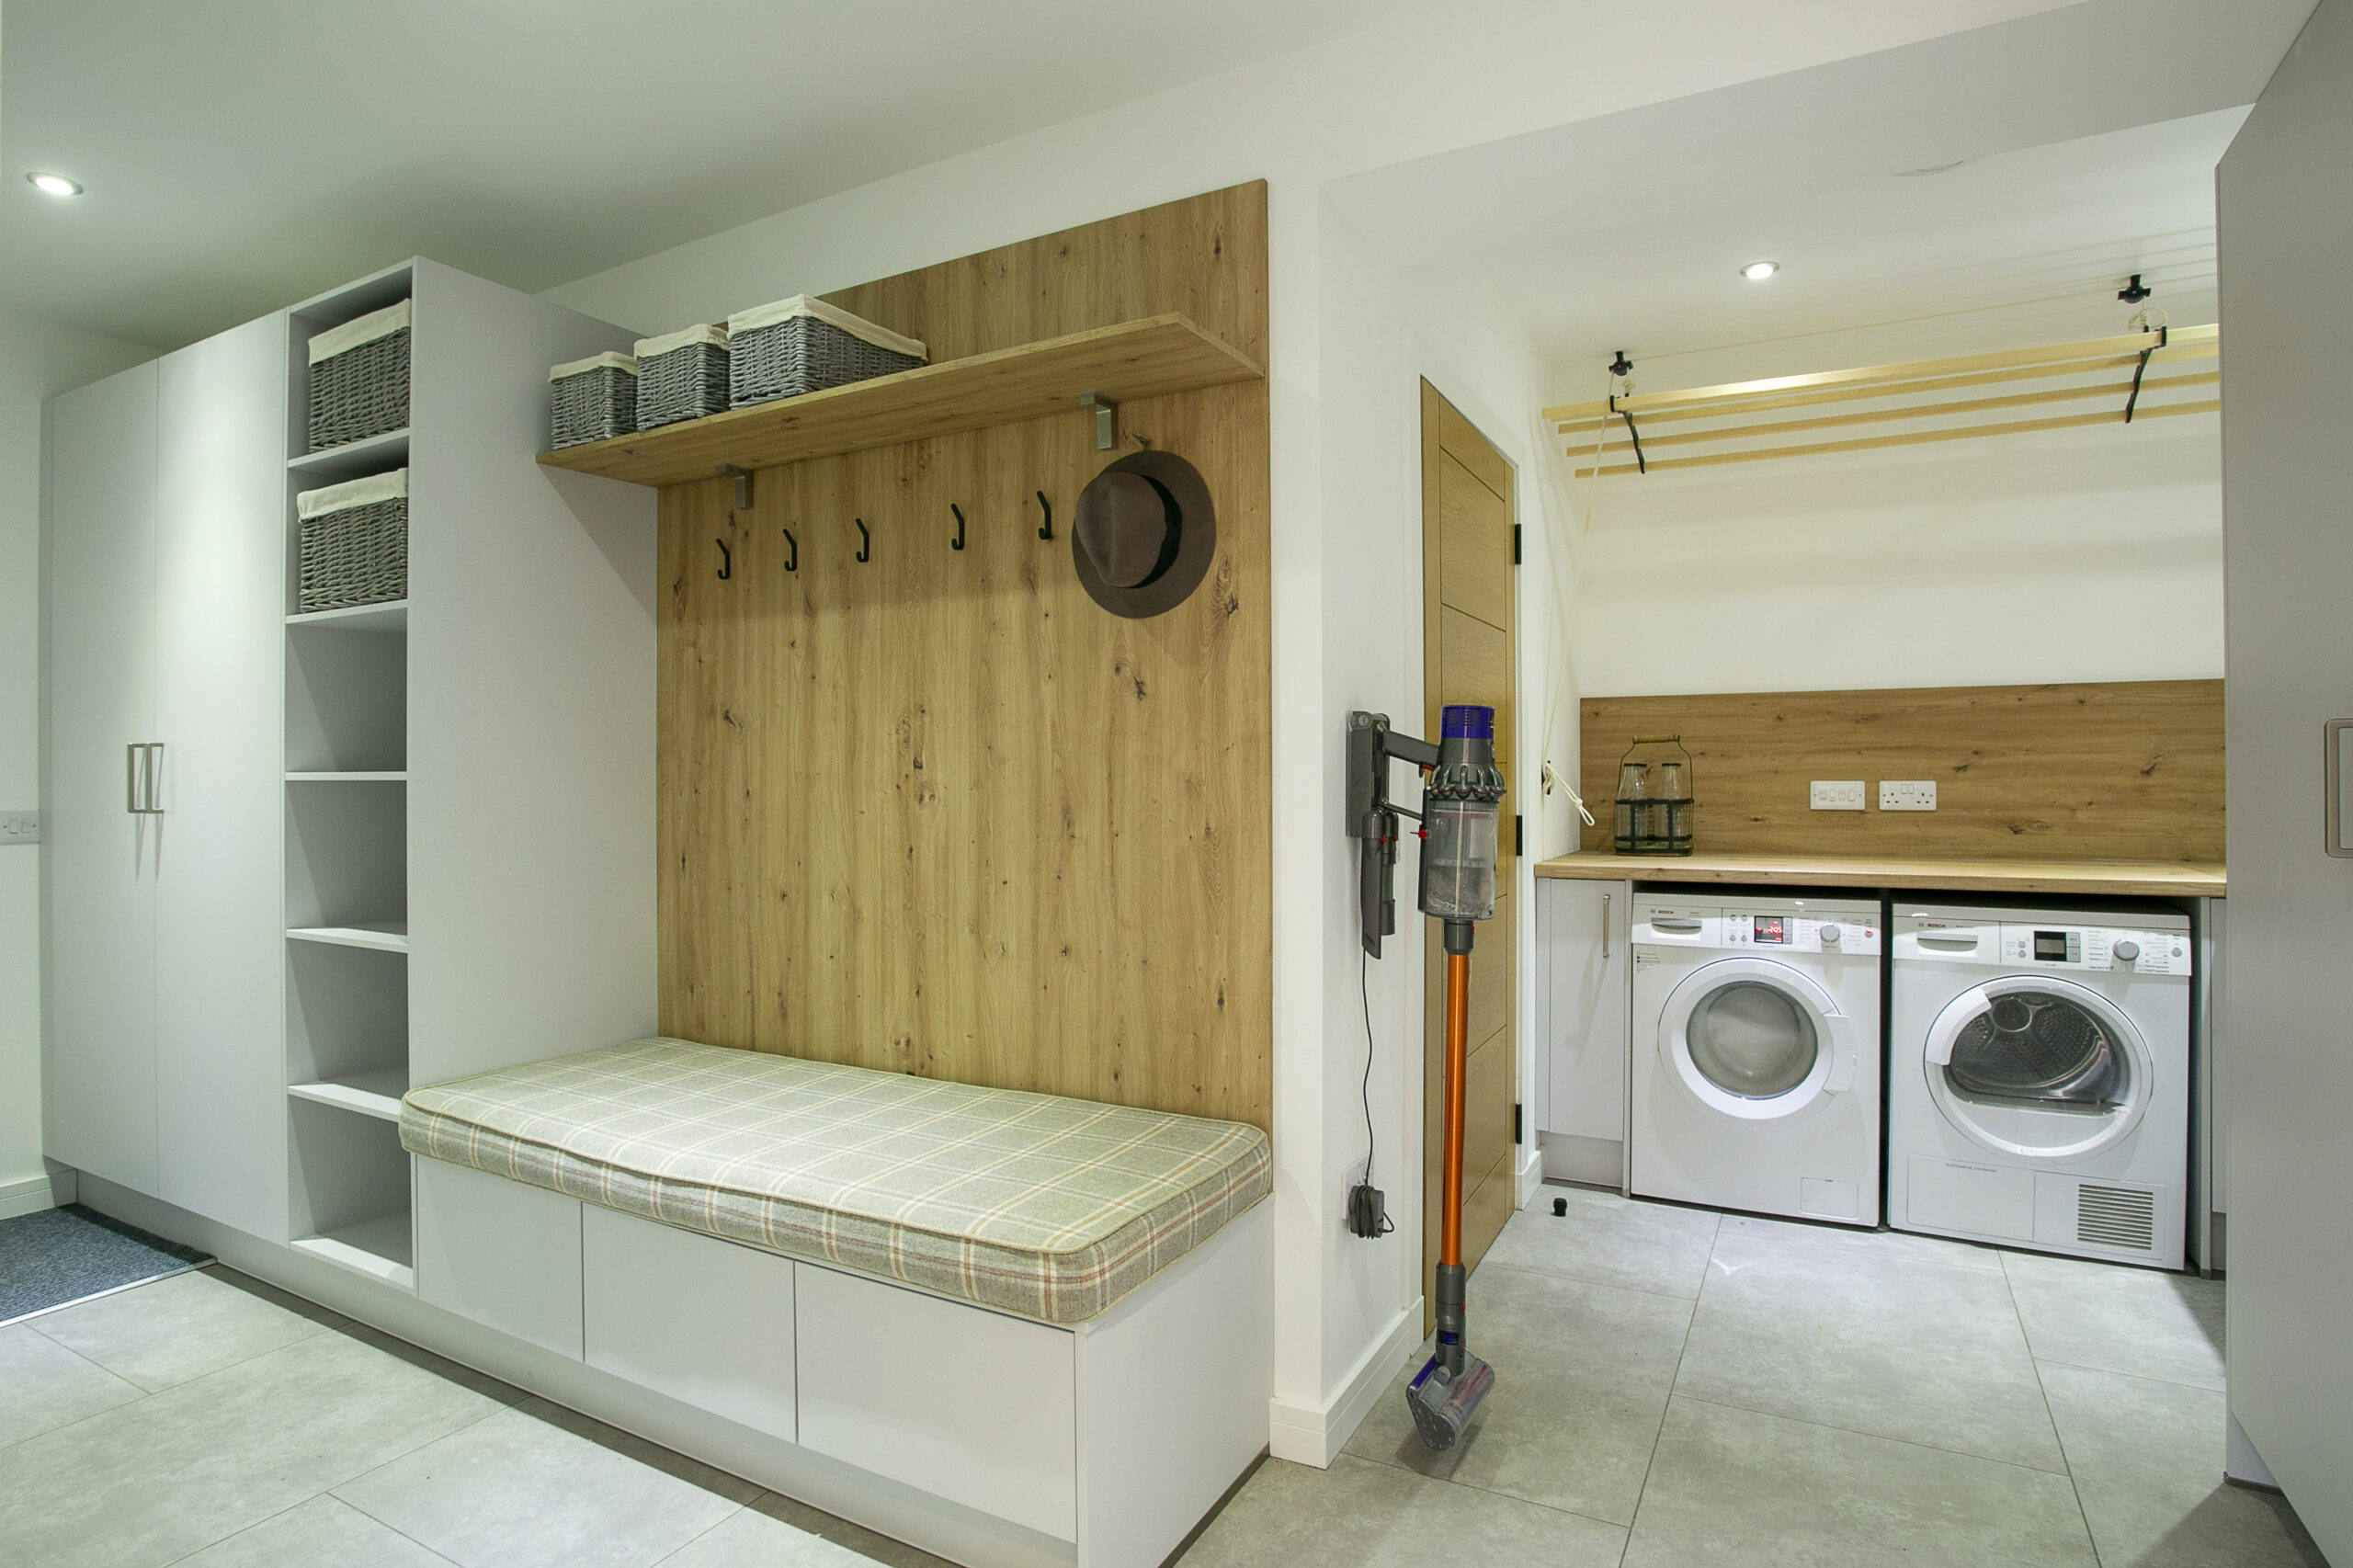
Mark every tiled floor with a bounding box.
[0,1191,2327,1568]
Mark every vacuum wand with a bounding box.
[1346,704,1506,1450]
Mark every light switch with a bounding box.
[0,812,40,844]
[1880,781,1938,812]
[1810,781,1865,811]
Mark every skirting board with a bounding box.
[74,1174,1080,1568]
[0,1165,77,1220]
[1269,1301,1426,1468]
[2227,1412,2282,1491]
[1516,1146,1544,1208]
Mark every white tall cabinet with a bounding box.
[1533,878,1632,1188]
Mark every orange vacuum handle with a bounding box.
[1439,949,1469,1269]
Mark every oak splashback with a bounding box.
[1579,681,2223,863]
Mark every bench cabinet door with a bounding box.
[794,1262,1076,1541]
[582,1206,796,1443]
[415,1159,583,1358]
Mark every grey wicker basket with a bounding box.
[308,301,411,451]
[727,296,925,409]
[297,470,408,614]
[635,325,730,429]
[549,354,637,449]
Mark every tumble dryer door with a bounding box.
[1923,974,2152,1162]
[1658,958,1856,1123]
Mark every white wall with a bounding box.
[540,0,2083,1464]
[1564,313,2224,699]
[2,307,156,1217]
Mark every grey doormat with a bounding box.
[0,1204,210,1324]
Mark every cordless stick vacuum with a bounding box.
[1347,705,1506,1451]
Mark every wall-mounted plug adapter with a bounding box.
[1347,1183,1391,1238]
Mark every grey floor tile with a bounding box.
[1342,1262,1690,1526]
[335,1404,742,1568]
[2040,1363,2328,1567]
[739,1493,958,1568]
[1723,1212,2006,1275]
[512,1396,763,1506]
[2003,1250,2226,1390]
[28,1267,327,1392]
[1176,1452,1625,1568]
[175,1494,460,1567]
[654,1506,875,1567]
[1676,1215,2065,1471]
[0,1323,142,1449]
[1483,1187,1721,1300]
[0,1326,503,1568]
[1623,1397,2098,1568]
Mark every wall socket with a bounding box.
[1880,780,1938,812]
[1810,780,1866,811]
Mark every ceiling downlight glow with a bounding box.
[1741,260,1779,281]
[28,172,84,197]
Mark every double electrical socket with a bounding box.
[1808,781,1937,812]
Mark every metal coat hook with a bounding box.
[950,503,967,551]
[855,518,870,562]
[715,538,732,580]
[780,526,798,573]
[1035,491,1053,540]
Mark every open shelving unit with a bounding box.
[283,262,416,1290]
[535,313,1262,486]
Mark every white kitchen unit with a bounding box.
[1535,877,1632,1187]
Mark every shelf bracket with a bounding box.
[716,463,755,511]
[1079,393,1119,451]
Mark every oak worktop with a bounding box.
[1532,851,2226,900]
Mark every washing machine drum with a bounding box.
[1925,975,2152,1162]
[1660,959,1857,1122]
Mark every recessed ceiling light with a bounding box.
[1741,260,1779,281]
[27,172,83,197]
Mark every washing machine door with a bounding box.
[1923,973,2152,1162]
[1658,958,1857,1122]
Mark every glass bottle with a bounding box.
[1657,760,1693,856]
[1615,762,1651,855]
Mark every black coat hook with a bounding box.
[1035,491,1053,540]
[780,526,798,573]
[715,538,732,580]
[950,502,966,551]
[855,518,870,562]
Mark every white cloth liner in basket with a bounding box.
[633,323,729,359]
[724,296,926,361]
[297,468,407,519]
[308,300,412,365]
[548,351,638,382]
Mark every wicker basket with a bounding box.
[307,301,411,451]
[297,469,407,614]
[549,353,637,449]
[726,296,925,409]
[633,324,730,429]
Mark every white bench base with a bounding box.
[79,1168,1272,1568]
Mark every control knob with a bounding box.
[1818,921,1842,944]
[2113,938,2142,962]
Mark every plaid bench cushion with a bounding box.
[399,1038,1269,1326]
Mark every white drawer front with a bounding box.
[582,1206,796,1443]
[415,1159,583,1358]
[795,1262,1076,1541]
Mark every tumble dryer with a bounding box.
[1889,903,2190,1269]
[1630,892,1882,1226]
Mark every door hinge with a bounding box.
[1512,524,1522,565]
[1514,1102,1524,1145]
[1516,812,1524,857]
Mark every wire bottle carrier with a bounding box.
[1614,735,1695,856]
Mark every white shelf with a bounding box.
[289,426,409,482]
[286,771,407,783]
[287,1072,406,1121]
[292,1212,415,1290]
[287,922,408,954]
[286,599,407,633]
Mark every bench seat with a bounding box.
[397,1037,1269,1325]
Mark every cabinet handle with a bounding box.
[144,744,163,815]
[127,744,141,813]
[1602,892,1610,960]
[126,744,164,815]
[2329,720,2353,858]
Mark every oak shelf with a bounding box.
[535,313,1263,487]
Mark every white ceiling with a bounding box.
[0,0,1446,348]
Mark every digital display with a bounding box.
[2033,931,2070,962]
[1753,916,1788,944]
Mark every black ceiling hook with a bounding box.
[715,538,731,580]
[2119,273,2154,305]
[780,526,797,573]
[950,502,966,551]
[855,517,870,562]
[1036,491,1053,540]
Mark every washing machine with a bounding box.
[1631,892,1883,1226]
[1889,903,2190,1269]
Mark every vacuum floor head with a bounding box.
[1405,1349,1494,1451]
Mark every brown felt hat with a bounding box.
[1071,450,1217,619]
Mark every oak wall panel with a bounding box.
[1579,681,2224,863]
[658,185,1270,1131]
